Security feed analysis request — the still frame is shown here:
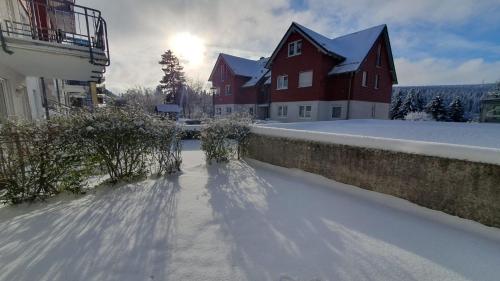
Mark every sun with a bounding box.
[169,32,206,68]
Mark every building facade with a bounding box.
[209,22,397,122]
[0,0,109,121]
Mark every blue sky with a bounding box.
[80,0,500,93]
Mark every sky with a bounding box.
[79,0,500,94]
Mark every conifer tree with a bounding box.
[159,50,186,103]
[448,97,465,122]
[400,90,419,116]
[390,92,404,119]
[425,95,448,121]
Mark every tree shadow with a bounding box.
[0,176,181,281]
[204,160,500,281]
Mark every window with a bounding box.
[216,107,222,115]
[225,84,231,95]
[374,74,380,90]
[226,107,232,114]
[277,75,288,90]
[332,106,342,118]
[249,107,254,115]
[362,71,368,87]
[376,44,382,67]
[299,71,313,88]
[288,40,302,57]
[299,105,312,118]
[278,105,288,117]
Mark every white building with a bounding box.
[0,0,109,121]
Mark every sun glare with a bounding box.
[169,32,206,68]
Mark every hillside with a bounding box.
[393,84,496,120]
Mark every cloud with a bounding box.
[78,0,500,93]
[395,58,500,86]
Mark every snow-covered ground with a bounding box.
[254,120,500,165]
[257,120,500,148]
[1,140,500,281]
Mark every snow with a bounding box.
[220,53,269,87]
[1,140,500,281]
[254,119,500,165]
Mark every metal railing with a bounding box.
[0,0,109,67]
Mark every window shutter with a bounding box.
[299,71,313,87]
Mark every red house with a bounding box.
[209,22,397,121]
[208,54,270,118]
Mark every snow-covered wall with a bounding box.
[246,132,500,227]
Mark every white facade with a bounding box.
[0,0,107,121]
[214,103,257,117]
[270,100,389,122]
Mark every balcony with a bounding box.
[0,0,109,82]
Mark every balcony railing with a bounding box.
[0,0,109,67]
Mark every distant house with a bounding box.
[480,88,500,123]
[208,54,271,119]
[155,104,181,119]
[208,22,397,121]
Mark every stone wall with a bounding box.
[246,133,500,227]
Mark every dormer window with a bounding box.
[288,40,302,57]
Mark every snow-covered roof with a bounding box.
[221,54,269,86]
[265,22,396,82]
[156,104,181,113]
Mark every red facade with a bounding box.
[209,23,397,109]
[270,31,395,103]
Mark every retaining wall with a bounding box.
[246,133,500,227]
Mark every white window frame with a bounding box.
[226,107,232,114]
[298,70,313,88]
[299,105,312,119]
[331,106,342,119]
[277,105,288,118]
[374,74,380,90]
[216,107,222,116]
[249,107,254,115]
[277,75,288,90]
[225,84,231,95]
[288,40,302,57]
[362,71,368,87]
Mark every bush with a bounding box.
[78,107,183,182]
[200,114,251,163]
[0,117,91,204]
[404,111,434,121]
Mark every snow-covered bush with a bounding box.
[78,107,183,181]
[404,111,434,121]
[200,114,251,163]
[0,117,91,204]
[149,119,182,176]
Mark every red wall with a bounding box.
[270,32,336,102]
[211,57,260,105]
[349,36,394,103]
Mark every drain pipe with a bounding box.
[40,78,50,120]
[345,72,354,120]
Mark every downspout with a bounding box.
[40,78,50,120]
[345,72,354,120]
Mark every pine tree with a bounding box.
[415,91,426,112]
[448,97,465,122]
[390,92,404,119]
[425,95,448,121]
[400,90,420,116]
[158,50,186,103]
